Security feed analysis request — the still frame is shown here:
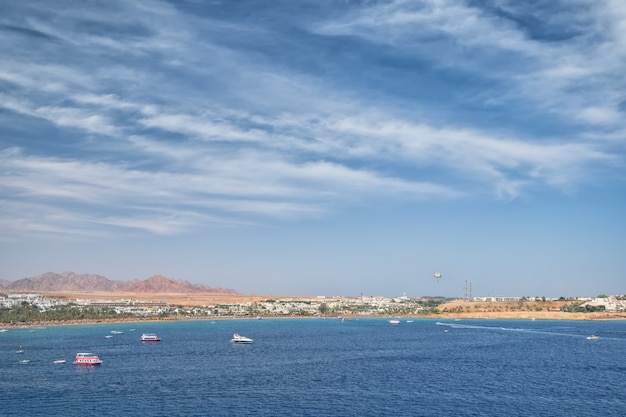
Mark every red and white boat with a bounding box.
[140,333,161,342]
[74,352,102,366]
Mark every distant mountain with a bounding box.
[125,274,233,293]
[5,272,127,292]
[4,272,237,294]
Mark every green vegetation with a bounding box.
[318,303,329,315]
[0,304,136,324]
[559,302,606,313]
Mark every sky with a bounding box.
[1,0,625,298]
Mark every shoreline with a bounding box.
[3,293,625,329]
[3,311,626,329]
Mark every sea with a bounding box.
[1,318,625,417]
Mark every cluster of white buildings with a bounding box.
[470,295,626,312]
[0,293,68,310]
[0,293,170,316]
[206,295,442,317]
[2,293,625,318]
[0,293,439,317]
[74,298,170,316]
[581,296,626,312]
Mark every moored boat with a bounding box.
[74,352,102,366]
[230,333,254,344]
[140,333,161,342]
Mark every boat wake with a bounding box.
[434,321,604,339]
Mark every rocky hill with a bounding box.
[2,271,237,294]
[125,274,229,293]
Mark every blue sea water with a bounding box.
[1,318,625,416]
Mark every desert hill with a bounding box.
[2,271,236,294]
[124,274,227,293]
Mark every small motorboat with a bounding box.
[230,334,254,344]
[388,320,401,325]
[586,335,599,341]
[53,359,66,364]
[140,333,161,342]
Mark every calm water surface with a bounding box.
[1,319,625,416]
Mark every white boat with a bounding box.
[140,333,161,342]
[388,320,401,325]
[587,335,599,341]
[230,333,254,344]
[111,331,124,334]
[16,349,24,354]
[74,352,102,366]
[105,335,113,338]
[53,359,66,364]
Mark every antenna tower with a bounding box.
[463,280,472,301]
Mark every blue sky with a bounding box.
[1,0,624,298]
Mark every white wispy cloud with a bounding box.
[0,0,623,239]
[0,138,460,238]
[314,0,626,133]
[138,114,266,143]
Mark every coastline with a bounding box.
[3,310,625,330]
[3,293,625,329]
